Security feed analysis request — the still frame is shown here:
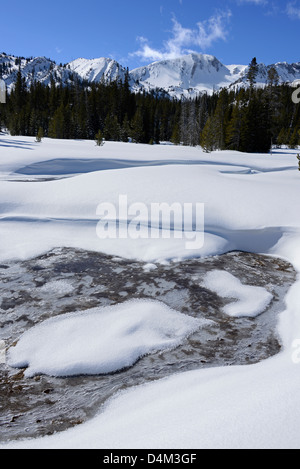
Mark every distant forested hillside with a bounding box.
[0,67,299,152]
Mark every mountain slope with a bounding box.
[130,53,247,98]
[231,61,300,89]
[68,57,128,83]
[1,51,300,98]
[0,53,75,92]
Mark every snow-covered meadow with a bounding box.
[0,134,300,448]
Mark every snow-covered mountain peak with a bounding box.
[1,51,300,99]
[130,52,239,98]
[0,53,74,92]
[68,57,128,83]
[230,60,300,90]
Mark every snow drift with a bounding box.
[7,299,203,378]
[0,135,300,449]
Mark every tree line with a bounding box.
[0,60,299,153]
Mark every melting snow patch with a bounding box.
[202,270,273,317]
[143,263,158,272]
[0,340,6,364]
[39,280,75,295]
[7,299,204,378]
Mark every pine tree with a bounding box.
[35,126,43,142]
[48,103,65,139]
[200,116,217,152]
[210,89,230,150]
[180,101,190,146]
[277,128,288,147]
[95,129,104,146]
[187,100,200,146]
[296,153,300,171]
[8,67,27,135]
[103,114,120,141]
[239,90,271,153]
[247,57,259,90]
[225,89,247,150]
[289,128,300,148]
[120,114,131,142]
[170,122,181,145]
[267,66,279,88]
[131,107,144,143]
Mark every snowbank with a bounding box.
[1,136,300,449]
[202,270,273,317]
[4,355,298,449]
[7,300,203,378]
[0,138,299,263]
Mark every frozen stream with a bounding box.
[0,248,296,442]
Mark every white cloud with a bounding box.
[237,0,268,4]
[131,11,232,63]
[286,1,300,19]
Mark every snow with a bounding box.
[131,54,300,98]
[0,137,298,263]
[0,340,5,364]
[143,263,157,272]
[5,356,299,449]
[130,53,241,97]
[202,270,273,317]
[7,299,203,378]
[39,279,74,296]
[0,55,74,93]
[68,57,127,84]
[0,135,300,448]
[2,52,300,99]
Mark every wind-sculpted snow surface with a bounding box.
[0,136,300,448]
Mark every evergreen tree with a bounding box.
[180,100,189,146]
[95,129,105,146]
[225,89,247,150]
[187,100,200,146]
[120,114,131,142]
[48,103,65,138]
[210,89,230,150]
[131,107,145,143]
[289,128,300,148]
[170,104,181,145]
[247,57,259,90]
[35,126,43,142]
[2,64,298,156]
[267,66,279,88]
[170,122,181,145]
[8,67,27,135]
[239,90,271,153]
[277,128,289,147]
[200,116,217,152]
[103,113,120,141]
[296,153,300,171]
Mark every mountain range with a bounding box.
[1,51,300,99]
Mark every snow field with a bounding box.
[0,136,300,448]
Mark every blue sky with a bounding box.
[2,0,299,68]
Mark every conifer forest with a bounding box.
[0,65,299,153]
